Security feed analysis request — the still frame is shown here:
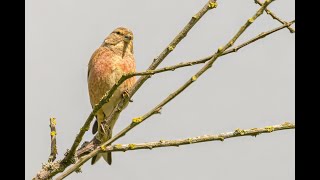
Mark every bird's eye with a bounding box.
[116,32,121,35]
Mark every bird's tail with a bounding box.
[91,125,113,165]
[91,152,112,165]
[103,152,112,165]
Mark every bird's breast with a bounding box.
[88,52,136,106]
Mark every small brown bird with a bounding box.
[87,27,136,165]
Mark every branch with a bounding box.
[48,117,58,162]
[142,19,295,74]
[64,122,295,177]
[121,18,295,77]
[223,20,295,55]
[102,122,295,152]
[114,20,297,79]
[59,1,275,179]
[254,0,295,33]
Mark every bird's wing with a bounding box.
[87,48,101,82]
[87,46,113,134]
[88,48,101,134]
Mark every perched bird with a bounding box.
[87,27,136,165]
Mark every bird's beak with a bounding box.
[124,35,132,43]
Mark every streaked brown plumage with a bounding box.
[87,27,136,165]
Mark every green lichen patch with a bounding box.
[115,144,123,149]
[132,117,143,123]
[100,145,106,151]
[208,1,218,9]
[168,46,175,51]
[128,144,136,149]
[234,128,246,135]
[265,126,274,132]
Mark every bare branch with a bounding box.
[58,1,275,179]
[48,117,58,162]
[254,0,295,33]
[132,20,295,75]
[93,122,295,153]
[57,122,294,180]
[223,20,295,55]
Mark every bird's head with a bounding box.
[103,27,134,56]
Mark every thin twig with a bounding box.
[223,20,295,55]
[48,117,58,162]
[125,15,294,76]
[100,122,295,152]
[76,121,295,155]
[132,20,296,75]
[255,0,295,33]
[59,122,295,179]
[57,1,275,179]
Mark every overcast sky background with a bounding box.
[26,0,295,179]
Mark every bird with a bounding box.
[87,27,136,165]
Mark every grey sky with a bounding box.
[26,0,295,179]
